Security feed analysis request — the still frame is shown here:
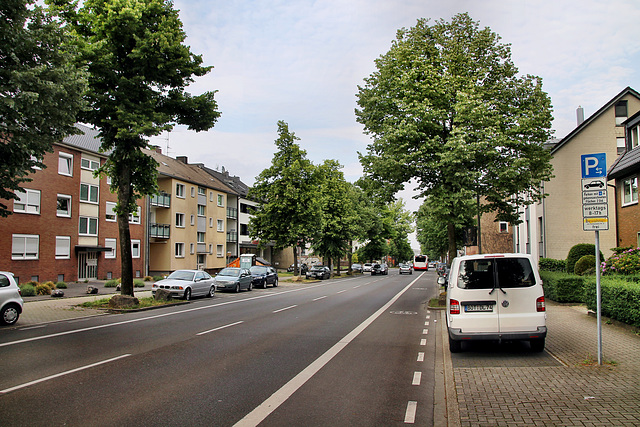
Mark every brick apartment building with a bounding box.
[0,124,146,284]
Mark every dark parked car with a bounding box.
[214,267,253,292]
[152,269,216,300]
[249,266,279,288]
[306,265,331,280]
[371,263,389,275]
[287,263,308,274]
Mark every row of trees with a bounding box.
[248,121,414,275]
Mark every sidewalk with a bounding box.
[441,301,640,426]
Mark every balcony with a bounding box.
[227,207,238,220]
[227,231,238,243]
[150,223,170,239]
[151,192,171,208]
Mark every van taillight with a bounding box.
[536,296,546,312]
[450,299,460,315]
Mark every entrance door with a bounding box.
[78,252,98,280]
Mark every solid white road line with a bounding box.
[273,305,297,313]
[404,401,417,423]
[0,354,131,394]
[234,273,426,427]
[197,321,244,336]
[412,371,422,386]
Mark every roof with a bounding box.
[196,165,250,197]
[551,87,640,155]
[143,148,237,194]
[61,123,107,155]
[607,146,640,179]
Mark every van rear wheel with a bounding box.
[449,337,462,353]
[530,338,545,352]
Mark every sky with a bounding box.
[150,0,640,250]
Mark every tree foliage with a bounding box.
[356,13,554,262]
[52,0,220,295]
[248,121,320,275]
[0,0,87,216]
[415,196,470,261]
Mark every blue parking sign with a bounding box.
[581,153,607,178]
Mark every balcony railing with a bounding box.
[227,231,238,243]
[151,192,171,208]
[227,207,238,219]
[150,223,170,239]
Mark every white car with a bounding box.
[363,263,372,272]
[0,272,24,326]
[442,253,546,353]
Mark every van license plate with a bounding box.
[464,304,493,312]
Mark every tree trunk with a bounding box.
[293,245,299,276]
[447,221,457,267]
[118,166,134,297]
[347,241,353,275]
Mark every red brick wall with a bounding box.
[616,174,640,248]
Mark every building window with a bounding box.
[217,219,224,232]
[190,214,195,226]
[198,186,205,196]
[191,186,195,197]
[210,191,214,202]
[81,158,100,171]
[499,222,509,233]
[209,217,213,228]
[79,216,98,236]
[197,232,205,243]
[622,176,638,205]
[240,223,249,236]
[131,240,140,258]
[209,244,213,254]
[615,100,628,126]
[106,202,117,221]
[14,189,40,214]
[617,137,626,155]
[190,243,195,254]
[129,206,141,224]
[55,236,71,259]
[217,194,224,207]
[175,242,185,258]
[197,205,205,216]
[176,183,185,198]
[58,152,73,176]
[80,183,99,204]
[12,234,39,260]
[176,213,185,227]
[105,238,117,259]
[217,244,224,257]
[57,194,71,217]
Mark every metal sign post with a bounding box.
[581,153,607,365]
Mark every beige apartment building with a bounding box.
[145,148,237,276]
[541,87,640,261]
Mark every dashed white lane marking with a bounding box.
[1,354,131,394]
[312,296,327,301]
[412,371,422,385]
[197,321,244,336]
[417,352,425,362]
[422,329,428,335]
[273,305,297,313]
[404,401,417,423]
[420,339,427,346]
[337,290,347,294]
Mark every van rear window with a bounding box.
[457,258,535,289]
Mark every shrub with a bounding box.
[601,247,640,275]
[566,244,603,275]
[152,275,164,281]
[584,276,640,328]
[55,282,67,289]
[144,276,153,281]
[574,255,596,276]
[539,258,566,272]
[540,271,585,303]
[43,281,56,289]
[105,279,119,288]
[19,284,36,296]
[36,283,52,295]
[134,279,145,288]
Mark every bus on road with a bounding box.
[413,255,429,271]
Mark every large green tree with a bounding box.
[0,0,87,217]
[356,13,553,263]
[249,121,320,276]
[415,196,471,261]
[51,0,220,295]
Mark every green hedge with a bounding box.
[566,244,603,275]
[539,258,566,272]
[540,271,585,303]
[584,276,640,328]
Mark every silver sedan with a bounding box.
[152,270,215,300]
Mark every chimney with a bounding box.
[577,106,585,126]
[176,156,188,164]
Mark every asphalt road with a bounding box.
[0,271,439,426]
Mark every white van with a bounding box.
[442,253,546,353]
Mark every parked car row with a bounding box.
[1,271,24,326]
